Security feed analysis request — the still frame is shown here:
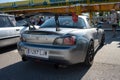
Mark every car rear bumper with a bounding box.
[17,42,86,64]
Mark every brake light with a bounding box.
[63,36,75,45]
[54,36,76,46]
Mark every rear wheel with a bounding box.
[22,57,27,62]
[84,41,94,67]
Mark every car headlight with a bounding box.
[53,36,76,46]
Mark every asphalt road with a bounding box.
[0,31,120,80]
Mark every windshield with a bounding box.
[41,17,86,28]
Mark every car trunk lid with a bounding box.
[22,28,79,44]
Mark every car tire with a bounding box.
[84,41,94,67]
[22,57,27,62]
[100,34,105,46]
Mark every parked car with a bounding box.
[0,13,27,47]
[17,15,105,66]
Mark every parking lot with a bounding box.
[0,31,120,80]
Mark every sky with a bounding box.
[0,0,25,3]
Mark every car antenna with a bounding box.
[55,14,60,31]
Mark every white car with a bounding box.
[0,13,27,47]
[18,15,105,66]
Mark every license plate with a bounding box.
[26,49,49,58]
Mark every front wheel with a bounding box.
[84,41,94,67]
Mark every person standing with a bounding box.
[109,9,118,37]
[30,17,35,25]
[37,16,44,25]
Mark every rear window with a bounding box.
[41,17,86,28]
[0,16,13,27]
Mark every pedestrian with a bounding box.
[109,9,118,37]
[30,17,35,25]
[37,16,44,25]
[117,13,120,27]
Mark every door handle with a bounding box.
[16,29,20,31]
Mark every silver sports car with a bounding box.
[17,15,105,66]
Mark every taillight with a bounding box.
[63,36,75,45]
[54,36,76,46]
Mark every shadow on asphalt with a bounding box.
[104,31,120,45]
[0,61,90,80]
[1,31,120,80]
[0,45,17,54]
[94,45,103,56]
[94,30,120,56]
[117,43,120,48]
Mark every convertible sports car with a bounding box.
[17,15,105,66]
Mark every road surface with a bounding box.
[0,31,120,80]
